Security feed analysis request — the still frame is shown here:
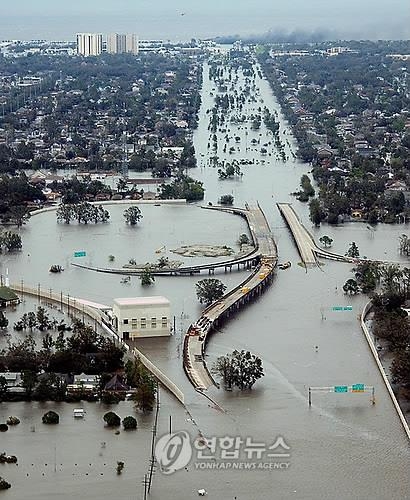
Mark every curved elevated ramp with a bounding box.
[277,203,352,266]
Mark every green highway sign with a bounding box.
[74,251,86,258]
[352,383,365,392]
[334,385,348,393]
[332,306,353,311]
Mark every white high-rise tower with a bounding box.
[76,33,103,56]
[107,33,139,55]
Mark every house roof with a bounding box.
[104,374,130,391]
[0,286,19,302]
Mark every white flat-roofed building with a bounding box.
[112,296,171,339]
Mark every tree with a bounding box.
[103,411,121,427]
[122,416,138,430]
[354,261,381,293]
[219,194,234,205]
[6,336,39,372]
[391,350,410,389]
[238,233,250,246]
[212,354,235,390]
[346,242,360,259]
[34,374,62,401]
[126,358,157,413]
[117,178,127,193]
[381,264,403,296]
[213,350,264,390]
[196,278,227,306]
[309,198,324,226]
[0,477,11,490]
[41,332,54,354]
[373,310,409,351]
[27,312,37,330]
[398,234,410,256]
[0,376,8,401]
[21,370,38,397]
[134,375,157,413]
[124,206,142,225]
[1,232,22,252]
[8,205,30,227]
[140,267,155,286]
[0,311,8,329]
[56,204,75,224]
[36,306,50,331]
[319,235,333,248]
[157,256,169,268]
[159,174,205,202]
[343,278,359,295]
[42,410,59,424]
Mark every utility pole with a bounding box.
[142,474,149,500]
[148,384,160,493]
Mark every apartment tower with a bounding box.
[76,33,103,56]
[107,33,139,55]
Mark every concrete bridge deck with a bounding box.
[71,205,264,277]
[183,203,277,390]
[277,203,352,266]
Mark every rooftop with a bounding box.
[113,296,170,307]
[0,286,19,302]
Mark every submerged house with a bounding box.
[104,374,130,392]
[0,287,20,308]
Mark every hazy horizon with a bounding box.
[1,0,409,41]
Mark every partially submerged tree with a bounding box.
[219,194,234,205]
[125,358,157,413]
[319,235,333,248]
[0,311,8,329]
[343,278,359,295]
[140,267,155,286]
[238,233,251,246]
[213,350,264,390]
[122,416,137,430]
[103,411,121,427]
[124,206,143,225]
[354,261,381,293]
[196,278,226,306]
[42,410,59,424]
[346,242,360,259]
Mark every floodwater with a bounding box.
[1,59,410,500]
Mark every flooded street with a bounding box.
[1,58,410,499]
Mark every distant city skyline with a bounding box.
[1,0,409,41]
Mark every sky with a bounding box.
[1,0,409,41]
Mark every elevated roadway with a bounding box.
[277,203,352,267]
[71,205,262,277]
[183,203,277,390]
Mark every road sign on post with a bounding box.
[308,385,375,406]
[74,251,86,258]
